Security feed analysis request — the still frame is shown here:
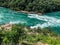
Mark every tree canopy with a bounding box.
[0,0,60,13]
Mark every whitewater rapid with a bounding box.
[0,7,60,34]
[28,14,60,29]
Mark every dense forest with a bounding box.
[0,24,60,45]
[0,0,60,13]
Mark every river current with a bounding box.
[0,7,60,34]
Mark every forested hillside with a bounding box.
[0,0,60,13]
[0,24,60,45]
[0,0,60,45]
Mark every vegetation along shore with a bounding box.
[0,24,60,45]
[0,0,60,45]
[0,0,60,13]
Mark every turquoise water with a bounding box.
[0,7,60,34]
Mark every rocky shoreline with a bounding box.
[17,10,43,15]
[0,24,12,30]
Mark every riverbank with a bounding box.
[19,10,43,15]
[11,8,43,15]
[0,24,12,30]
[0,24,60,45]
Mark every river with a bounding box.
[0,7,60,34]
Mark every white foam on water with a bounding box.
[28,14,60,29]
[9,21,20,24]
[0,13,5,22]
[0,15,3,18]
[9,21,26,24]
[0,13,4,18]
[30,22,60,29]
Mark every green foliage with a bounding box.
[25,33,60,45]
[0,24,60,45]
[0,24,26,44]
[0,0,60,13]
